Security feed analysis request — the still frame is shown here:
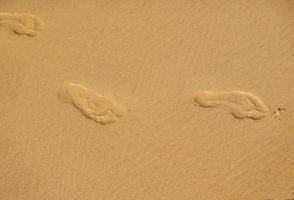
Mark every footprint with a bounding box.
[62,83,125,125]
[0,13,42,36]
[194,90,284,120]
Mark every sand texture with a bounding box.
[0,1,293,200]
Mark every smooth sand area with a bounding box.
[0,1,293,199]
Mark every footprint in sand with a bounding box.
[0,13,42,36]
[61,83,125,125]
[194,90,284,120]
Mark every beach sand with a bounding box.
[0,1,293,199]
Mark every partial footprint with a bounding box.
[62,83,125,125]
[0,13,42,36]
[194,91,284,120]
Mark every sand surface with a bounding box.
[0,1,294,199]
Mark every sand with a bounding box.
[0,0,293,199]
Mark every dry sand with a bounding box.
[0,0,293,199]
